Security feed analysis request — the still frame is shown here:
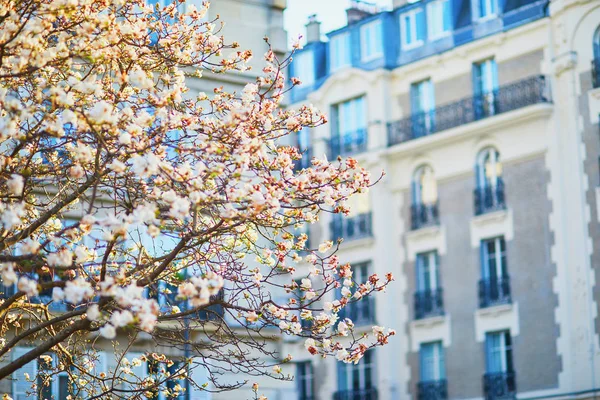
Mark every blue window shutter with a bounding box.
[473,63,483,95]
[480,239,487,278]
[443,0,452,31]
[375,22,383,54]
[416,10,426,41]
[491,59,499,90]
[438,343,446,379]
[410,82,421,113]
[404,15,412,44]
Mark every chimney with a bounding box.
[305,14,321,43]
[346,0,378,25]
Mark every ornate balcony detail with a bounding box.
[333,388,378,400]
[411,203,439,230]
[329,128,368,159]
[478,277,512,308]
[414,288,444,320]
[593,58,600,89]
[483,371,517,400]
[417,379,448,400]
[331,212,373,242]
[387,75,550,147]
[474,179,506,216]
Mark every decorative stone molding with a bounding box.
[470,209,514,247]
[410,315,451,351]
[552,51,578,77]
[405,225,447,261]
[474,303,520,342]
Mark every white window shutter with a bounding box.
[12,347,38,400]
[189,362,211,400]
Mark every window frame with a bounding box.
[481,236,507,281]
[337,350,374,392]
[485,330,513,373]
[416,251,440,292]
[477,0,498,20]
[330,32,352,71]
[360,20,384,62]
[296,361,314,400]
[427,0,452,40]
[419,341,446,382]
[476,147,501,189]
[294,50,316,86]
[400,8,425,50]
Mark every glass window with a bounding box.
[427,0,452,40]
[481,237,507,280]
[330,32,351,70]
[297,362,314,400]
[416,251,440,292]
[473,59,498,95]
[478,0,498,19]
[476,147,502,189]
[360,20,383,61]
[294,51,315,86]
[400,8,425,49]
[420,341,445,381]
[337,350,374,392]
[485,331,513,373]
[337,262,373,325]
[412,165,437,205]
[333,97,366,137]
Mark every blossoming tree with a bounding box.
[0,0,394,398]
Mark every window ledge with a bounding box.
[338,236,376,251]
[409,314,451,351]
[474,302,519,342]
[470,208,513,248]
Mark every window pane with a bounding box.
[443,0,452,31]
[416,10,426,41]
[404,15,412,43]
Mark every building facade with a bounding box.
[285,0,600,399]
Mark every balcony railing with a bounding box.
[411,203,439,230]
[339,296,375,326]
[417,379,448,400]
[593,59,600,89]
[333,388,378,400]
[483,371,516,400]
[331,212,373,242]
[474,179,506,216]
[329,128,368,158]
[478,277,511,308]
[387,75,550,147]
[414,288,444,320]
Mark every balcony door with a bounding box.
[484,330,516,399]
[420,341,445,382]
[332,96,367,156]
[473,59,498,118]
[410,79,435,137]
[337,350,374,397]
[416,251,440,293]
[481,237,507,282]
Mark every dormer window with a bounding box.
[478,0,498,19]
[401,8,425,49]
[330,32,352,71]
[293,50,315,86]
[360,20,383,62]
[427,0,452,40]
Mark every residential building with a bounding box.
[285,0,600,399]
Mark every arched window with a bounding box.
[593,26,600,88]
[411,165,439,229]
[475,147,505,215]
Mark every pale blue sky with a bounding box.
[284,0,392,47]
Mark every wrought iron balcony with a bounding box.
[414,288,444,320]
[411,203,439,230]
[483,371,516,400]
[417,379,448,400]
[474,179,506,216]
[333,388,378,400]
[593,59,600,89]
[294,147,313,171]
[331,212,373,242]
[329,128,368,159]
[338,296,375,326]
[478,277,512,308]
[387,75,550,147]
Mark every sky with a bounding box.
[284,0,392,47]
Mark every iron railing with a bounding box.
[474,179,506,216]
[329,128,368,158]
[411,203,440,230]
[388,75,550,146]
[339,296,375,326]
[294,147,313,171]
[333,388,378,400]
[331,212,373,242]
[417,379,448,400]
[478,277,512,308]
[593,59,600,89]
[414,288,444,320]
[483,371,517,400]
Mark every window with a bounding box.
[478,0,498,19]
[338,263,374,325]
[401,8,425,49]
[481,237,507,283]
[593,26,600,88]
[485,331,513,373]
[416,251,440,293]
[360,20,383,61]
[337,351,374,394]
[410,79,435,137]
[330,33,351,70]
[294,51,315,86]
[330,96,367,157]
[295,128,312,171]
[148,359,187,400]
[427,0,452,40]
[420,342,445,382]
[473,59,498,95]
[411,165,438,229]
[296,362,314,400]
[475,147,505,215]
